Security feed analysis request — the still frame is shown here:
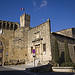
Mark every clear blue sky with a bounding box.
[0,0,75,32]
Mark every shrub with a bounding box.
[64,40,71,63]
[54,39,59,63]
[61,62,75,68]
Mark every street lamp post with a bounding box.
[32,49,35,72]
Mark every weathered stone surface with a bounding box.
[28,19,52,62]
[56,28,75,39]
[0,13,75,66]
[51,32,75,63]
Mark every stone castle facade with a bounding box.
[0,13,75,66]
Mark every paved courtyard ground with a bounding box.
[0,66,75,75]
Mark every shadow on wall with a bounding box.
[59,51,65,64]
[59,51,72,65]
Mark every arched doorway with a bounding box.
[0,41,3,66]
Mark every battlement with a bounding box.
[20,13,30,21]
[20,13,30,27]
[0,20,19,30]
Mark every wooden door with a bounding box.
[35,45,40,59]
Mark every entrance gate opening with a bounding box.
[35,44,40,59]
[0,41,3,66]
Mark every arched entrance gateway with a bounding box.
[0,36,6,66]
[0,41,3,66]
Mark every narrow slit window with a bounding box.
[43,44,46,52]
[74,46,75,53]
[3,23,5,29]
[31,47,33,53]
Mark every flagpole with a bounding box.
[24,8,25,13]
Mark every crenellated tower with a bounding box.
[20,13,30,27]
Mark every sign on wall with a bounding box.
[32,49,35,57]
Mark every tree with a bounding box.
[54,39,59,63]
[64,40,70,63]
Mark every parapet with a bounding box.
[0,20,19,30]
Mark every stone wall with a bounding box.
[51,32,75,63]
[72,28,75,38]
[20,13,30,27]
[56,28,73,38]
[28,19,52,63]
[52,67,75,73]
[0,36,9,66]
[0,20,19,65]
[1,29,15,39]
[8,27,29,64]
[56,28,75,39]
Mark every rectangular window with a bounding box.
[43,44,46,52]
[31,47,33,53]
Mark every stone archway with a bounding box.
[0,41,3,66]
[0,36,6,66]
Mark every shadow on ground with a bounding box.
[0,70,75,75]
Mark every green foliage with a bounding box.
[60,40,74,67]
[61,62,75,67]
[30,64,52,72]
[64,40,71,63]
[54,39,59,63]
